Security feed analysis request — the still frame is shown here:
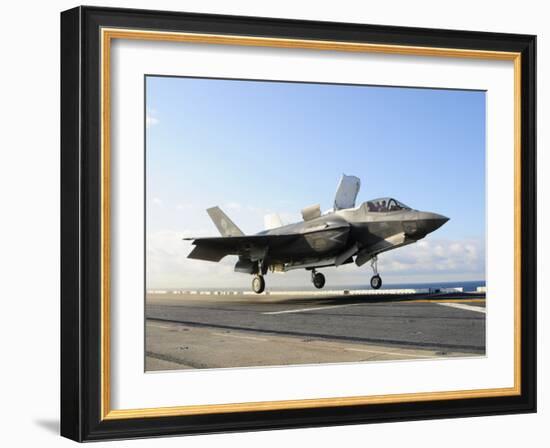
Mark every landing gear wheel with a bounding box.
[370,274,382,290]
[313,272,326,289]
[252,275,265,294]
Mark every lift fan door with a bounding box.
[301,204,322,221]
[334,174,361,210]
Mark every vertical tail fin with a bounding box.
[264,213,284,230]
[206,206,245,237]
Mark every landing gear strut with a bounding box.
[311,269,326,289]
[252,275,265,294]
[370,256,382,290]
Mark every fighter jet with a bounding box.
[184,175,449,294]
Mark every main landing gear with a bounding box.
[370,256,382,290]
[311,269,326,289]
[252,258,267,294]
[252,275,265,294]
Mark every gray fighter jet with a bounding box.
[185,175,449,293]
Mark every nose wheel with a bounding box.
[252,275,265,294]
[370,256,382,290]
[311,269,326,289]
[370,274,382,289]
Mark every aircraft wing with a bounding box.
[185,234,300,262]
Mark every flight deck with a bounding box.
[145,289,486,371]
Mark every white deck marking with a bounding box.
[212,332,268,342]
[262,303,360,315]
[438,303,486,314]
[148,323,172,329]
[344,347,435,358]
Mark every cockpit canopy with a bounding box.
[364,198,411,213]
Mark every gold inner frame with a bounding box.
[100,28,522,420]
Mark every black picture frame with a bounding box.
[61,5,536,442]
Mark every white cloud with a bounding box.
[146,110,159,128]
[146,228,485,289]
[146,203,484,288]
[378,238,485,278]
[176,203,196,211]
[146,229,235,289]
[223,201,242,211]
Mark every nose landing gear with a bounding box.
[370,256,382,290]
[370,274,382,289]
[311,269,326,289]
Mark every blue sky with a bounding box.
[146,76,486,289]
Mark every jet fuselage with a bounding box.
[186,176,450,293]
[248,201,448,273]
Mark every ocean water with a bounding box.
[268,280,486,292]
[381,280,485,292]
[169,280,486,293]
[247,280,486,293]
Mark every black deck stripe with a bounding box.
[146,316,485,353]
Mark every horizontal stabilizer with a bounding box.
[186,233,299,262]
[188,244,227,262]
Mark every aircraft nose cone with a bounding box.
[418,212,450,234]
